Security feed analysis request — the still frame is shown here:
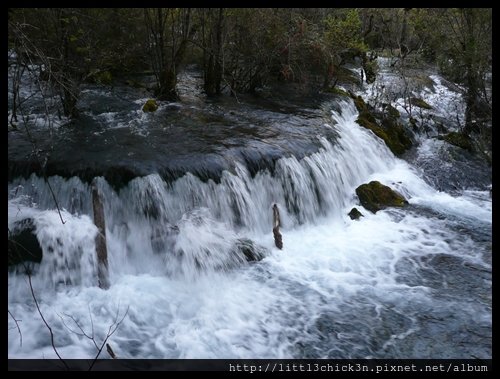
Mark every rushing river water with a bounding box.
[8,65,491,359]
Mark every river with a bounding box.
[8,64,491,359]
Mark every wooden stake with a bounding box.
[272,204,283,250]
[92,179,109,289]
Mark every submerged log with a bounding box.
[272,204,283,250]
[92,179,110,289]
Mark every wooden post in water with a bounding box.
[92,179,110,289]
[272,204,283,250]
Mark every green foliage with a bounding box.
[324,9,366,55]
[8,6,491,142]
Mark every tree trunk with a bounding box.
[464,68,480,134]
[204,8,224,96]
[462,9,481,135]
[92,180,109,289]
[61,84,79,118]
[158,68,178,101]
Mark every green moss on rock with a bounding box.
[442,131,474,152]
[410,97,432,110]
[386,104,400,119]
[348,207,364,220]
[327,87,350,97]
[380,117,413,154]
[352,95,368,113]
[356,113,412,156]
[142,99,158,113]
[353,95,412,156]
[355,181,408,213]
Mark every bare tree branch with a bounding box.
[58,301,128,369]
[8,310,23,347]
[27,273,69,369]
[88,305,129,370]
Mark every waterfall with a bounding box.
[8,100,491,359]
[8,101,396,284]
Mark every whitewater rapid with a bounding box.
[8,101,491,359]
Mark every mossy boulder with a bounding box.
[142,99,158,113]
[355,181,408,213]
[384,103,400,119]
[380,117,413,154]
[441,131,474,152]
[326,86,350,97]
[410,97,432,110]
[352,95,412,156]
[348,207,364,220]
[351,95,369,113]
[356,112,412,156]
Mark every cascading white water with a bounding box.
[8,100,491,359]
[9,101,395,281]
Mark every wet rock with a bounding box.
[234,238,267,262]
[355,181,408,213]
[8,219,43,266]
[142,99,158,112]
[348,207,364,220]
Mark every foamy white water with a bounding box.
[8,101,491,359]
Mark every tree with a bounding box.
[323,9,367,87]
[198,8,225,96]
[144,8,196,101]
[438,8,492,134]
